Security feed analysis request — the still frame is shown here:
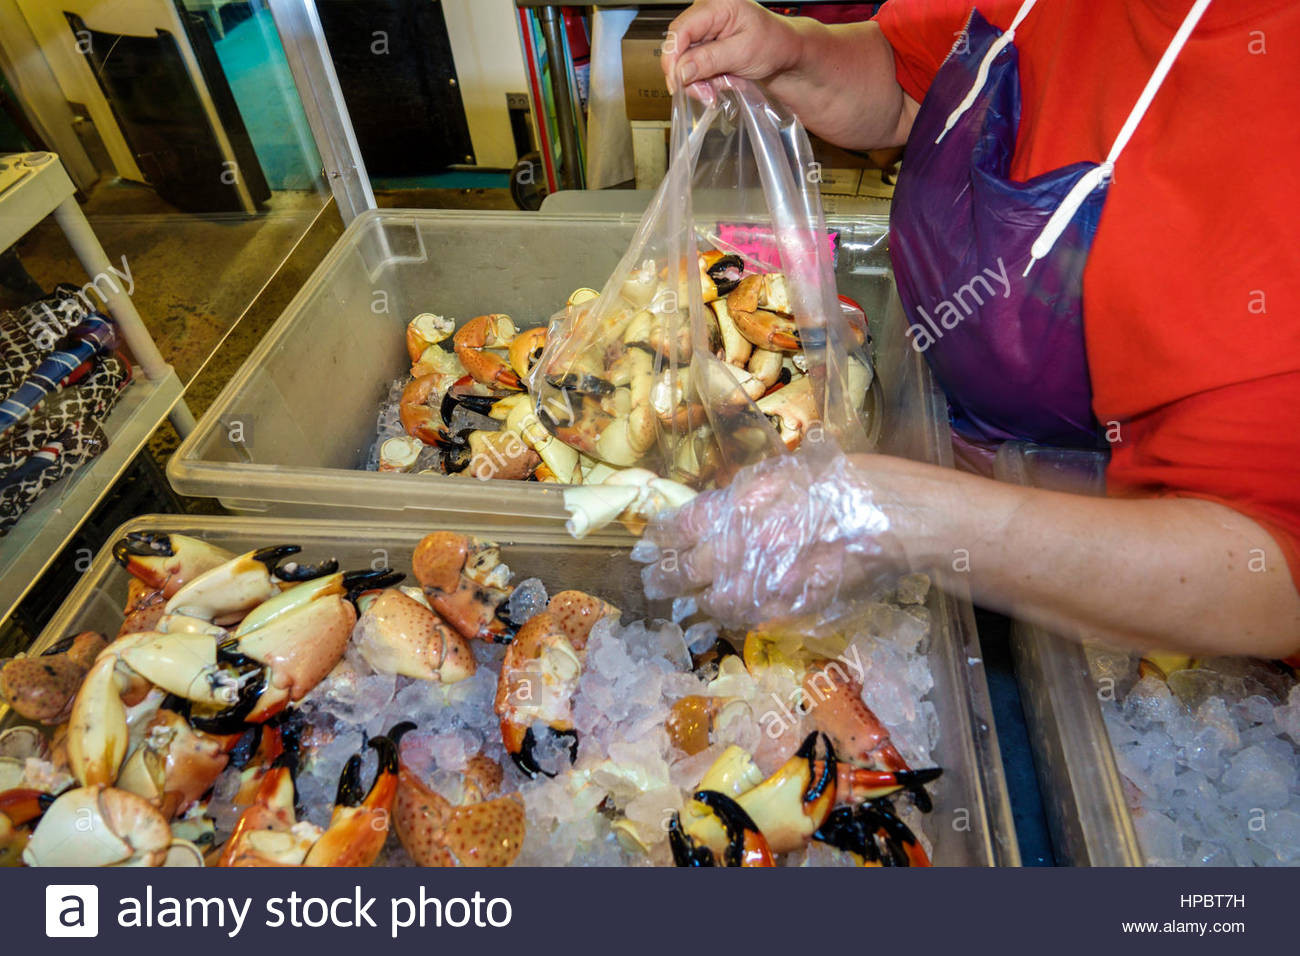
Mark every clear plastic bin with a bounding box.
[5,513,1019,866]
[168,210,947,521]
[994,443,1144,865]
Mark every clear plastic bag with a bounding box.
[531,77,876,488]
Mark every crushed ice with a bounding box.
[1093,647,1300,865]
[201,570,943,866]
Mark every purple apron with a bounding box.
[889,0,1212,451]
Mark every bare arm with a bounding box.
[661,0,918,150]
[855,455,1300,659]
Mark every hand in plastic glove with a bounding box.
[635,444,915,628]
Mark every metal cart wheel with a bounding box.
[510,151,548,211]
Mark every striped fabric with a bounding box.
[0,354,131,535]
[0,284,98,403]
[0,316,116,434]
[0,285,132,535]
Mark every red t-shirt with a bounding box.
[874,0,1300,597]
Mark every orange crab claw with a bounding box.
[508,326,548,382]
[455,314,524,390]
[493,594,614,779]
[117,707,234,817]
[412,532,515,644]
[0,631,106,724]
[111,532,234,598]
[217,758,304,867]
[302,732,401,867]
[803,658,909,772]
[730,307,801,352]
[813,801,931,867]
[670,790,773,867]
[0,789,49,828]
[546,590,618,650]
[818,762,943,804]
[393,732,526,868]
[119,581,167,637]
[355,588,476,683]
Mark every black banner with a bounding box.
[1,867,1281,954]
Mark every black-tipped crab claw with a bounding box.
[439,384,500,428]
[111,532,236,598]
[508,725,578,780]
[813,800,932,867]
[218,725,403,867]
[300,729,402,865]
[250,545,341,583]
[702,253,745,300]
[160,545,340,624]
[669,790,774,867]
[188,567,404,734]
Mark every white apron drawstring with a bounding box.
[934,0,1041,145]
[1023,0,1214,276]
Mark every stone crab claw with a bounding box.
[23,785,172,867]
[219,725,404,867]
[112,532,234,598]
[803,657,941,811]
[67,628,245,787]
[302,729,402,866]
[700,251,746,302]
[164,545,340,625]
[681,733,940,860]
[412,531,515,644]
[406,313,455,363]
[217,754,311,866]
[0,787,54,867]
[669,790,774,867]
[0,630,107,724]
[116,704,237,818]
[440,375,505,425]
[679,733,836,857]
[494,590,618,778]
[67,569,401,785]
[755,375,819,450]
[194,567,404,731]
[354,587,476,683]
[494,610,580,778]
[813,800,932,867]
[393,726,525,867]
[120,579,168,637]
[454,314,523,391]
[508,326,548,383]
[729,732,837,854]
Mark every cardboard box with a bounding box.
[622,10,679,122]
[816,167,864,196]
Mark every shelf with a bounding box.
[0,367,184,624]
[0,151,74,251]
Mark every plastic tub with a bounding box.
[992,444,1141,865]
[168,209,947,522]
[4,513,1020,866]
[1002,444,1300,867]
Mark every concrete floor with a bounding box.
[13,180,331,386]
[8,180,517,464]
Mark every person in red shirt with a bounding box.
[650,0,1300,659]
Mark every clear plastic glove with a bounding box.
[634,442,905,628]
